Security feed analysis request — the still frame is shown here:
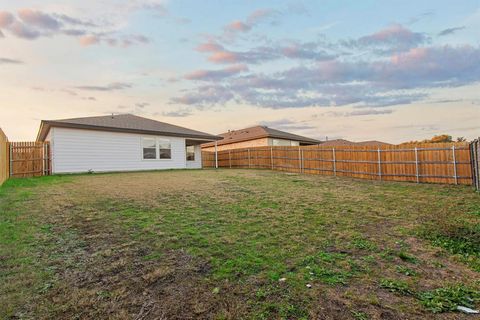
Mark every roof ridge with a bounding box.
[203,125,320,148]
[37,114,221,142]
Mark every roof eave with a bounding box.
[36,121,49,142]
[38,121,222,141]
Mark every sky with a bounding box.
[0,0,479,143]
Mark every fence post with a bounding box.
[332,148,336,176]
[476,138,480,191]
[298,146,302,173]
[414,147,419,183]
[452,145,458,185]
[42,143,46,176]
[229,150,232,168]
[477,138,480,191]
[248,148,251,168]
[9,142,13,177]
[214,141,218,169]
[301,149,304,174]
[271,147,274,170]
[468,140,478,190]
[377,148,382,180]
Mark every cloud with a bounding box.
[223,8,276,36]
[407,11,434,25]
[18,9,61,30]
[225,21,251,33]
[60,88,77,96]
[120,34,150,47]
[0,57,23,64]
[74,82,132,91]
[138,2,169,17]
[62,29,87,36]
[171,85,233,106]
[0,11,14,27]
[79,35,99,46]
[0,9,149,47]
[196,39,335,64]
[80,33,150,47]
[197,25,425,67]
[438,26,465,36]
[246,9,276,26]
[185,64,248,81]
[162,109,193,117]
[175,44,480,109]
[53,13,97,27]
[259,118,316,131]
[8,21,41,39]
[344,24,429,54]
[135,102,149,108]
[324,109,394,117]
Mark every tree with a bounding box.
[429,134,453,143]
[400,134,462,145]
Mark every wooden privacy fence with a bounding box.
[202,143,473,185]
[0,129,8,185]
[9,142,51,178]
[471,138,480,191]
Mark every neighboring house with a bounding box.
[201,125,320,151]
[320,139,392,147]
[36,114,221,173]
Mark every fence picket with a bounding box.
[202,142,473,186]
[7,141,51,178]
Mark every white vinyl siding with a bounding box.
[49,127,199,173]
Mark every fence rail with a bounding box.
[202,143,473,185]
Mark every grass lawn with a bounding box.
[1,169,479,319]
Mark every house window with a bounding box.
[186,145,195,161]
[158,139,171,159]
[142,138,157,159]
[272,139,295,146]
[142,137,171,160]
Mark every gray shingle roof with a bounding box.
[37,114,221,141]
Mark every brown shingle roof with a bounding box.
[202,125,320,147]
[37,114,221,142]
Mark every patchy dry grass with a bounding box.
[0,169,479,319]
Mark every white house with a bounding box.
[36,114,221,174]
